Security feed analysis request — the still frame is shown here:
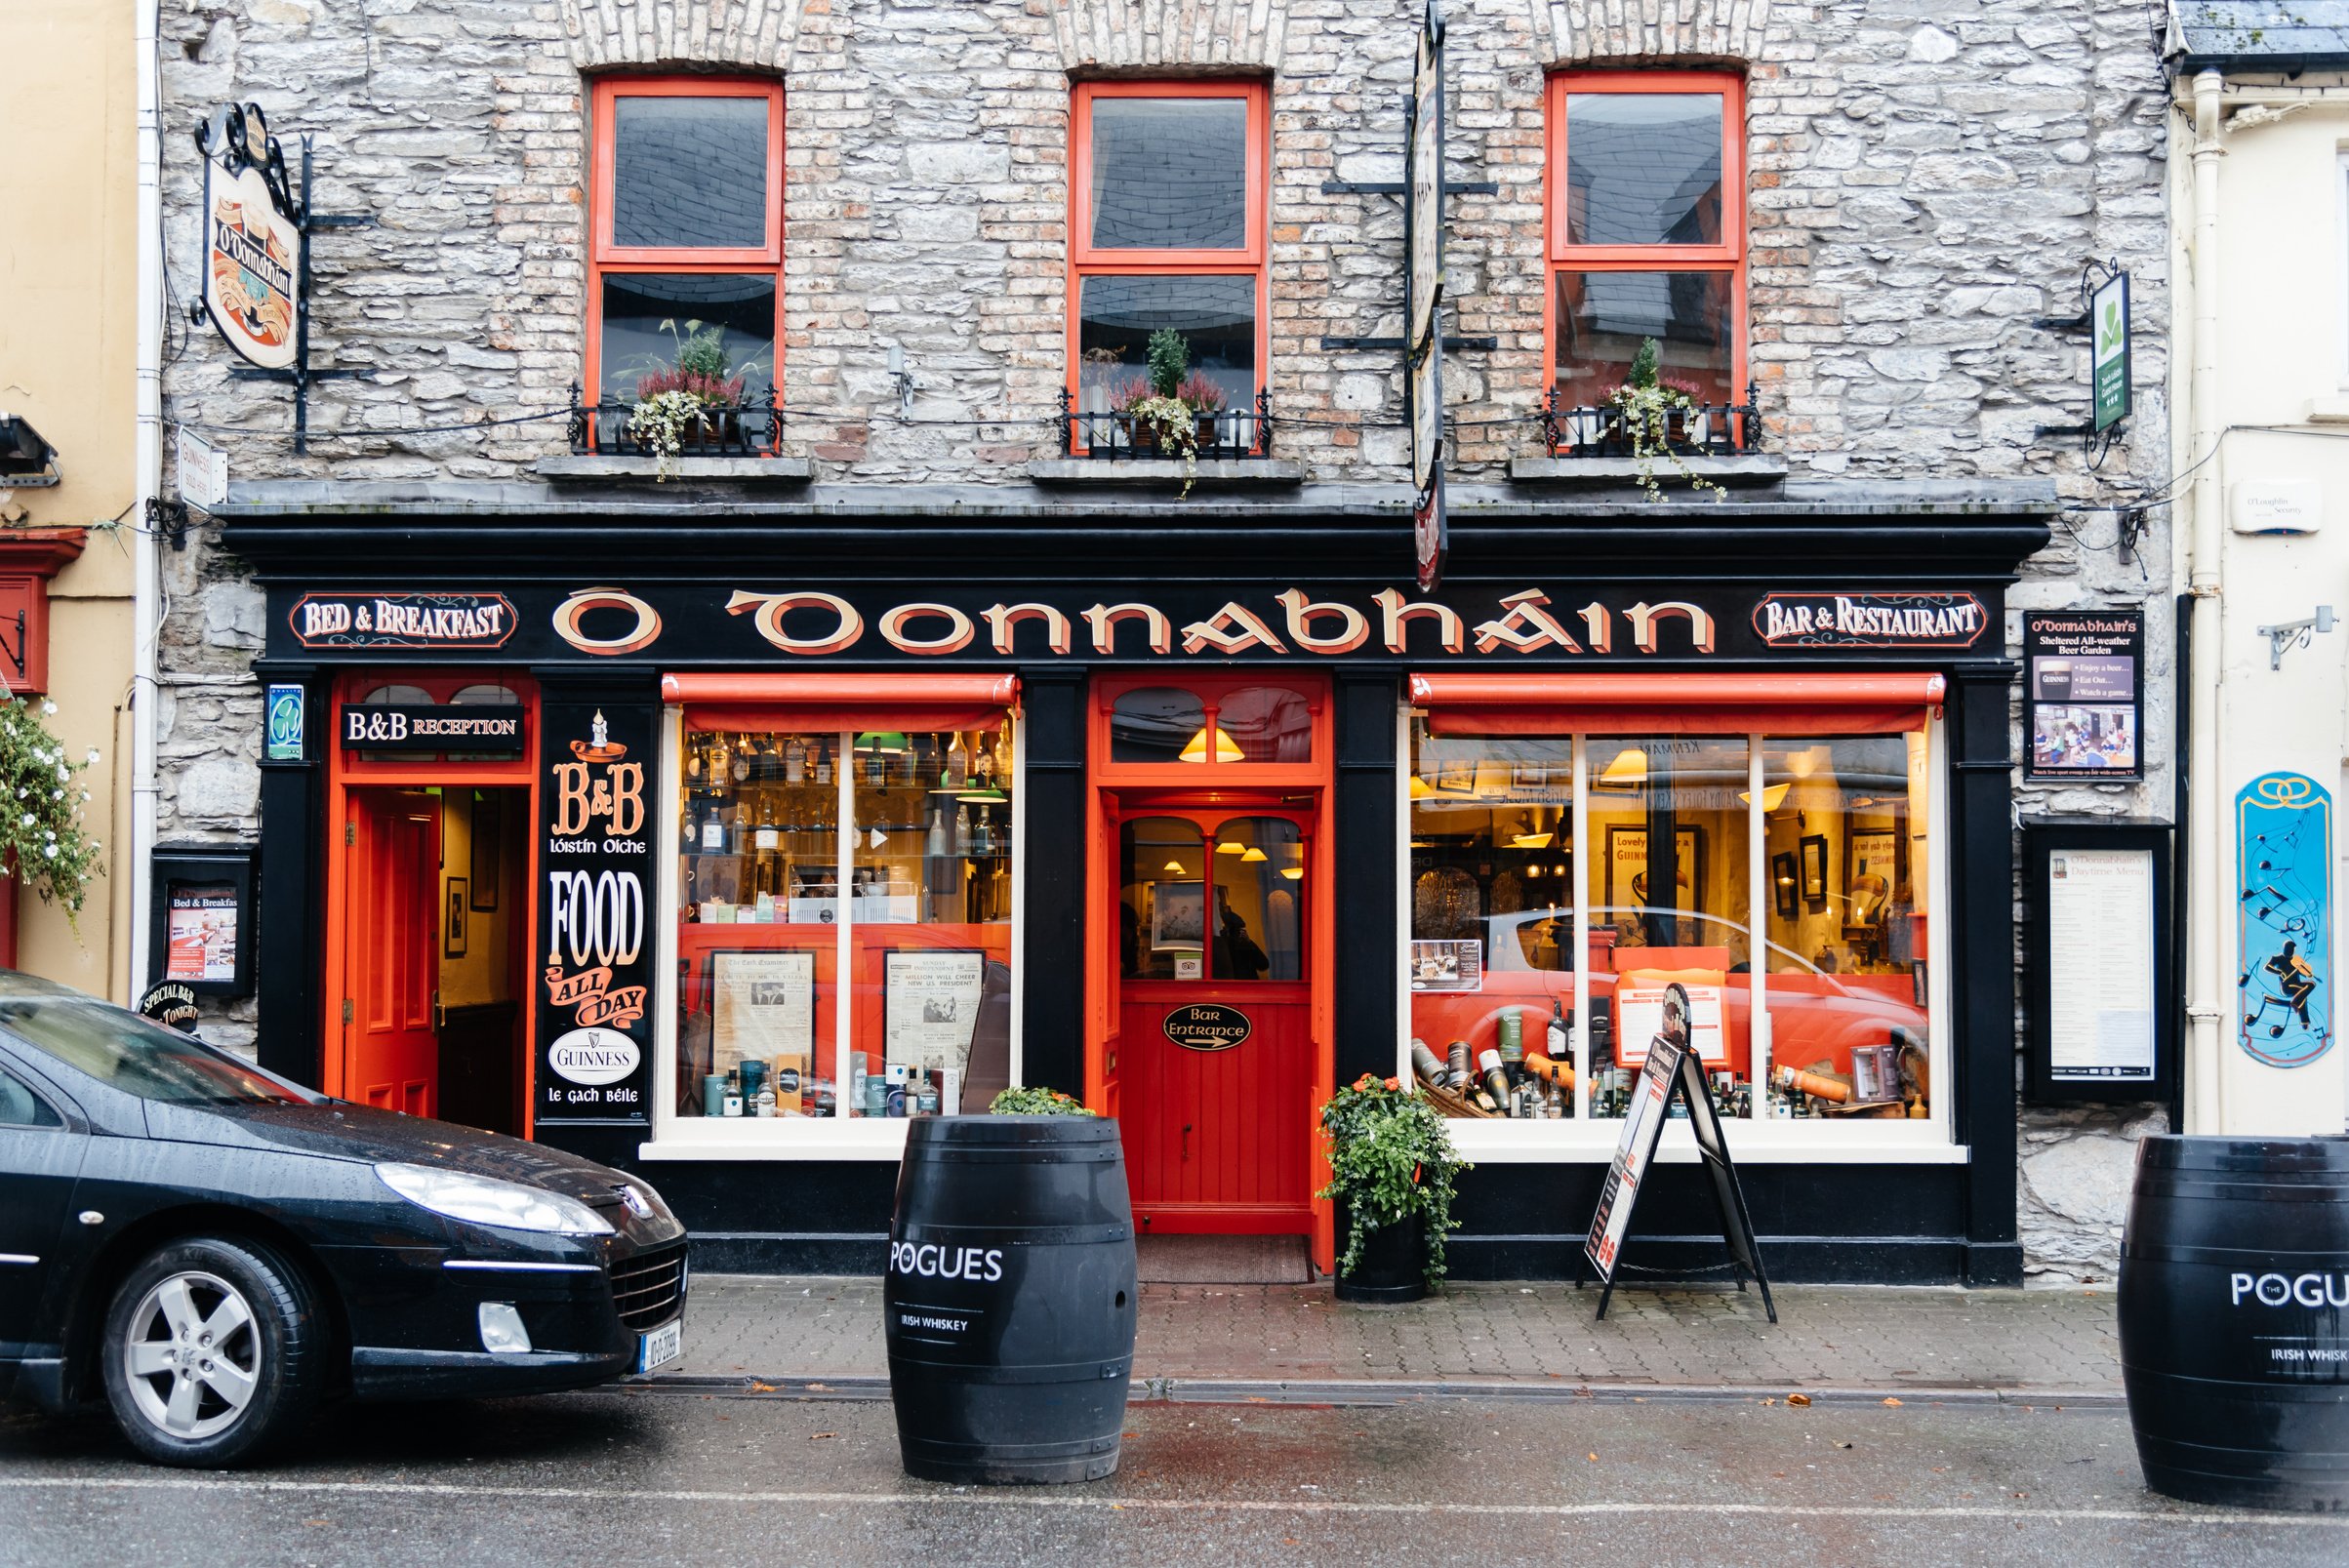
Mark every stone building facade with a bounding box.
[157,0,2174,1281]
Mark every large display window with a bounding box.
[1402,675,1948,1155]
[653,677,1021,1146]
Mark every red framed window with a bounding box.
[1547,71,1745,414]
[1069,80,1270,452]
[587,76,784,421]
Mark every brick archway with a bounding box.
[558,0,813,71]
[1534,0,1776,64]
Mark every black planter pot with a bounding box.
[1334,1206,1429,1305]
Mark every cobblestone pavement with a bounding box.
[667,1278,2121,1398]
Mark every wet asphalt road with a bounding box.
[2,1388,2344,1567]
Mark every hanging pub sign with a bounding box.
[339,703,526,753]
[535,702,657,1123]
[2023,609,2143,780]
[194,102,301,372]
[1405,0,1447,592]
[2091,269,2130,433]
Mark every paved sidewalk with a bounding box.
[660,1277,2122,1402]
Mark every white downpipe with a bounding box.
[129,0,163,998]
[2184,69,2226,1135]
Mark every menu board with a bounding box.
[2025,610,2143,780]
[164,883,239,984]
[2045,848,2157,1083]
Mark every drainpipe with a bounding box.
[129,0,163,999]
[2183,69,2226,1134]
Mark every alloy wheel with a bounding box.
[119,1269,262,1440]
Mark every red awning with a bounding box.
[663,671,1021,734]
[1408,672,1944,737]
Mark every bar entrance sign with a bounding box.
[1580,982,1774,1322]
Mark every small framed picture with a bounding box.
[445,879,468,958]
[1435,758,1476,793]
[1771,851,1799,920]
[1799,835,1829,906]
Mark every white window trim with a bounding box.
[643,704,1025,1159]
[1395,707,1957,1163]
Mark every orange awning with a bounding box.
[663,671,1020,733]
[1408,672,1944,737]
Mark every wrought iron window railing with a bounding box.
[1060,387,1275,460]
[568,383,785,459]
[1538,387,1759,460]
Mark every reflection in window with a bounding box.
[1210,818,1302,982]
[1076,274,1258,417]
[1121,817,1204,979]
[612,96,769,249]
[1089,97,1248,250]
[1554,269,1734,408]
[1564,93,1723,246]
[1111,688,1204,764]
[1219,687,1313,764]
[598,273,777,405]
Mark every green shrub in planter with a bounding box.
[990,1086,1097,1116]
[1316,1073,1469,1286]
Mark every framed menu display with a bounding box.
[146,845,255,998]
[709,949,816,1072]
[883,949,987,1070]
[2023,820,2174,1103]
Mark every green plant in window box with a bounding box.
[989,1085,1097,1116]
[1607,337,1723,503]
[1109,328,1230,500]
[0,695,102,930]
[628,322,751,481]
[1316,1073,1469,1293]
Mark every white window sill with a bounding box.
[638,1118,913,1161]
[1445,1118,1965,1164]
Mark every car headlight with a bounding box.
[376,1162,614,1236]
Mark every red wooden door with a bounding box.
[1114,802,1314,1234]
[347,788,440,1116]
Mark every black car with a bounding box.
[0,972,686,1467]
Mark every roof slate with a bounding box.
[2174,1,2349,66]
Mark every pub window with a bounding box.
[1406,720,1937,1137]
[1547,71,1747,436]
[674,721,1017,1126]
[1070,80,1269,453]
[587,77,783,441]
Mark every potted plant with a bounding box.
[989,1085,1096,1116]
[1110,328,1226,498]
[628,322,749,481]
[1316,1073,1469,1304]
[1607,337,1722,503]
[0,693,102,930]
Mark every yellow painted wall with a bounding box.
[438,788,516,1008]
[0,4,138,999]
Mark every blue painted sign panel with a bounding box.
[2237,773,2334,1067]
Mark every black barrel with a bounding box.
[2119,1134,2349,1509]
[883,1115,1139,1484]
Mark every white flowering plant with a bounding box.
[0,696,102,927]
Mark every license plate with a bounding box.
[636,1319,682,1374]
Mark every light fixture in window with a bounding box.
[1507,811,1554,850]
[855,731,911,755]
[1409,773,1434,799]
[1280,865,1304,881]
[1216,840,1245,855]
[1737,783,1793,812]
[955,784,1007,804]
[1181,724,1243,763]
[1599,746,1647,786]
[1163,859,1187,873]
[1240,846,1268,863]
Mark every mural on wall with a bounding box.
[2236,773,2334,1068]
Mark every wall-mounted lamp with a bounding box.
[886,345,914,417]
[0,415,61,488]
[2257,605,2335,670]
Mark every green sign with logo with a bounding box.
[2091,271,2130,432]
[263,683,305,762]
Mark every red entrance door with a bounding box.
[1113,801,1314,1234]
[346,788,440,1115]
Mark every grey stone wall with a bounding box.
[157,0,2176,1273]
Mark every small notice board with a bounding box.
[1580,982,1773,1322]
[2023,819,2174,1104]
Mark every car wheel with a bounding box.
[100,1236,326,1467]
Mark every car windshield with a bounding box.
[0,992,302,1104]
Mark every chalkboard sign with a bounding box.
[1581,982,1774,1322]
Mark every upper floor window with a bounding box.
[587,77,783,421]
[1070,81,1269,451]
[1548,71,1744,413]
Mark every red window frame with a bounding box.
[1068,79,1271,450]
[585,75,786,423]
[1544,69,1746,406]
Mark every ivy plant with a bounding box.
[1608,336,1722,503]
[0,695,102,928]
[1316,1073,1471,1285]
[989,1085,1096,1116]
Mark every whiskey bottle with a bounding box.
[698,800,726,854]
[1548,998,1569,1060]
[814,741,833,786]
[947,732,969,787]
[1477,1047,1511,1112]
[784,737,806,784]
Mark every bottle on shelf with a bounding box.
[992,729,1013,781]
[947,732,968,788]
[784,737,806,784]
[954,804,971,854]
[925,800,951,860]
[814,740,833,786]
[698,798,726,854]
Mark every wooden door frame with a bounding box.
[323,671,541,1133]
[1081,673,1337,1269]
